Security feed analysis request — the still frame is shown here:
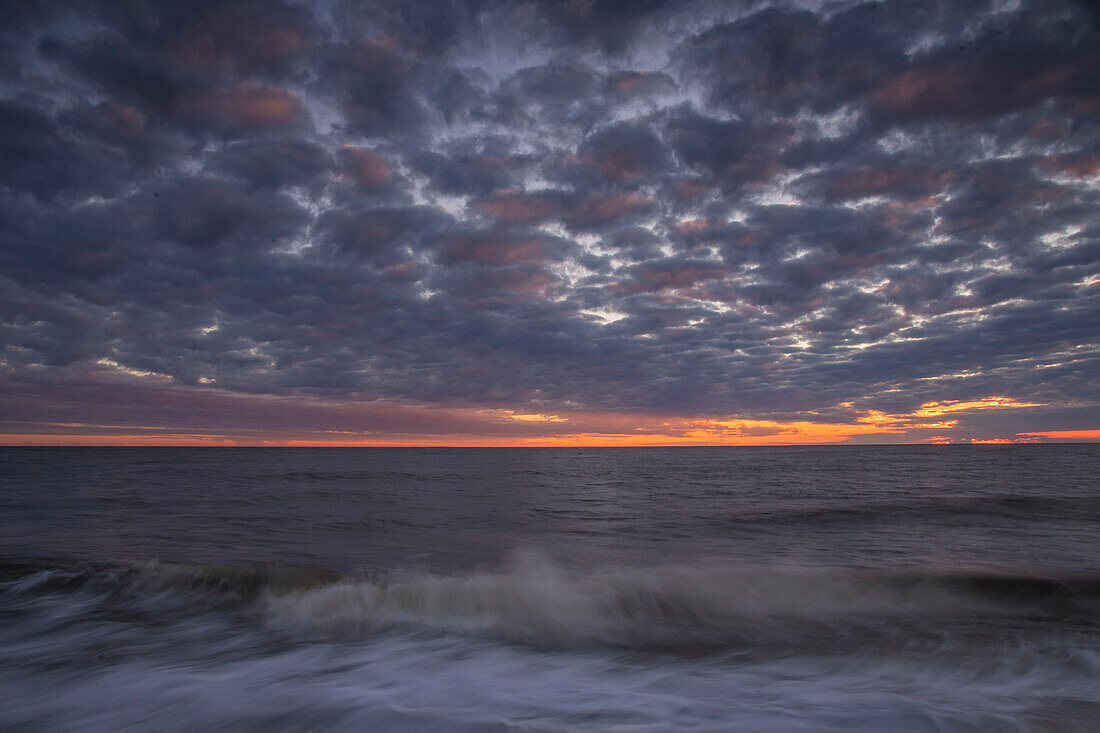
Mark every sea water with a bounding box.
[1,445,1098,731]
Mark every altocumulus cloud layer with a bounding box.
[0,0,1097,444]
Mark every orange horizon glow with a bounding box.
[3,431,1096,447]
[0,429,901,447]
[1,393,1091,447]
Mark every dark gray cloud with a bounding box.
[577,122,673,185]
[0,98,130,201]
[210,139,333,192]
[1,0,1097,440]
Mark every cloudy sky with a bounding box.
[1,0,1097,446]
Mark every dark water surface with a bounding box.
[2,445,1098,730]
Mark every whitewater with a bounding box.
[1,445,1098,731]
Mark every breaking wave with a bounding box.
[6,552,1098,654]
[4,552,1100,731]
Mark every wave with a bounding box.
[0,557,338,598]
[4,553,1098,655]
[260,553,1100,652]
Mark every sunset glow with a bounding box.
[0,392,1072,447]
[0,0,1096,446]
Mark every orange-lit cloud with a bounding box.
[856,396,1043,429]
[567,191,652,228]
[912,396,1044,417]
[1016,430,1100,441]
[926,433,1051,446]
[181,83,305,129]
[339,146,394,187]
[504,412,566,423]
[474,190,560,224]
[679,417,898,444]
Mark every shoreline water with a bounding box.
[2,445,1098,730]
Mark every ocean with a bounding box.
[1,445,1098,731]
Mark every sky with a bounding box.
[0,0,1097,447]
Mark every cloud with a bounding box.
[0,0,1097,444]
[472,190,565,225]
[338,146,394,187]
[664,107,793,192]
[432,230,569,266]
[155,179,309,250]
[176,82,309,133]
[610,259,729,295]
[565,191,655,231]
[578,122,673,184]
[869,44,1099,125]
[166,0,313,77]
[408,145,534,197]
[0,99,129,201]
[210,139,332,192]
[605,70,676,99]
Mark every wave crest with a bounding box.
[260,551,1100,650]
[5,554,1097,653]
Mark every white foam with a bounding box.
[259,551,996,649]
[4,556,1099,731]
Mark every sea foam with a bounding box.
[258,550,1099,652]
